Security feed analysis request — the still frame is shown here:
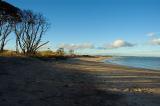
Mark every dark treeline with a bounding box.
[0,1,49,55]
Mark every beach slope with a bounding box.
[0,56,160,106]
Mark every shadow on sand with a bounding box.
[0,57,160,106]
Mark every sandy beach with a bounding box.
[0,56,160,106]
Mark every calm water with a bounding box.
[104,56,160,71]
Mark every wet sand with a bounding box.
[0,56,160,106]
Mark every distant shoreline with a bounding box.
[75,56,112,62]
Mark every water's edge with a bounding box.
[102,56,160,71]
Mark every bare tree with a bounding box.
[1,0,22,52]
[0,15,12,52]
[14,10,49,55]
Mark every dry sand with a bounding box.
[0,56,160,106]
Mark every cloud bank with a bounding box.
[58,43,94,50]
[103,39,135,49]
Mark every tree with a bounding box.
[0,0,22,52]
[0,15,12,52]
[69,49,74,55]
[56,48,65,56]
[0,0,21,20]
[14,10,49,55]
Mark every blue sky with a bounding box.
[6,0,160,56]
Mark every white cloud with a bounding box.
[103,39,135,49]
[147,32,160,45]
[150,38,160,45]
[147,32,156,37]
[58,43,94,50]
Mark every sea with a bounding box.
[104,56,160,71]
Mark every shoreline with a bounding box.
[74,56,112,62]
[64,57,160,94]
[103,56,160,72]
[75,56,160,73]
[71,57,160,94]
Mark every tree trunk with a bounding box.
[16,36,19,53]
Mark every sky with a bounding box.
[5,0,160,56]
